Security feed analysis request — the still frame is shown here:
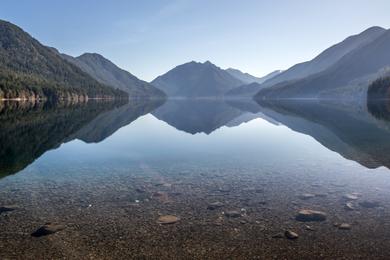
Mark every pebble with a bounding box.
[224,210,241,218]
[338,223,351,230]
[31,223,65,237]
[359,201,380,208]
[296,209,327,222]
[0,206,17,215]
[305,225,315,231]
[299,193,315,200]
[157,215,180,225]
[207,202,224,210]
[343,194,359,201]
[345,202,355,211]
[285,230,299,239]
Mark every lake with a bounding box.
[1,98,390,259]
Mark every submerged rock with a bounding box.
[345,202,355,211]
[157,215,180,225]
[31,223,65,237]
[0,206,17,215]
[359,201,380,208]
[343,194,359,201]
[338,223,351,230]
[305,225,316,231]
[285,230,299,239]
[299,194,315,200]
[224,210,241,218]
[207,202,224,210]
[296,209,327,222]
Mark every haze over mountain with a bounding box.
[61,53,165,98]
[226,68,282,85]
[256,28,390,99]
[0,20,126,100]
[151,61,244,97]
[229,26,386,98]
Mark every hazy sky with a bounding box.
[1,0,390,81]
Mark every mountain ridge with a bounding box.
[225,68,282,84]
[61,52,165,98]
[228,26,386,98]
[255,28,390,99]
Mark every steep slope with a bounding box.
[226,68,281,84]
[229,26,386,98]
[262,26,386,88]
[0,20,126,100]
[62,53,165,98]
[256,29,390,99]
[151,61,244,97]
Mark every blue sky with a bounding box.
[1,0,390,81]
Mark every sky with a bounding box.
[1,0,390,81]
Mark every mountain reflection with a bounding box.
[2,97,390,179]
[257,99,390,169]
[152,99,245,134]
[0,99,164,179]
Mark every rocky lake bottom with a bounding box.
[1,159,390,259]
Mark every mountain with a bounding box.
[226,68,282,84]
[261,26,386,88]
[61,53,165,98]
[228,26,386,98]
[256,28,390,99]
[151,61,244,97]
[0,20,126,100]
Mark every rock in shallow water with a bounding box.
[157,215,180,225]
[359,201,380,208]
[345,202,355,211]
[296,209,327,222]
[31,223,65,237]
[0,206,16,215]
[224,210,241,218]
[207,202,224,210]
[343,194,359,201]
[285,230,299,239]
[338,223,351,230]
[299,193,315,200]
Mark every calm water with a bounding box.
[1,98,390,259]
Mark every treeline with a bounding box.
[0,68,126,100]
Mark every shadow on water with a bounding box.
[0,98,164,179]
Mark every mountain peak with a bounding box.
[362,26,386,34]
[151,61,244,97]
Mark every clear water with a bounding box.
[1,98,390,258]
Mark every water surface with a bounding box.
[1,98,390,259]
